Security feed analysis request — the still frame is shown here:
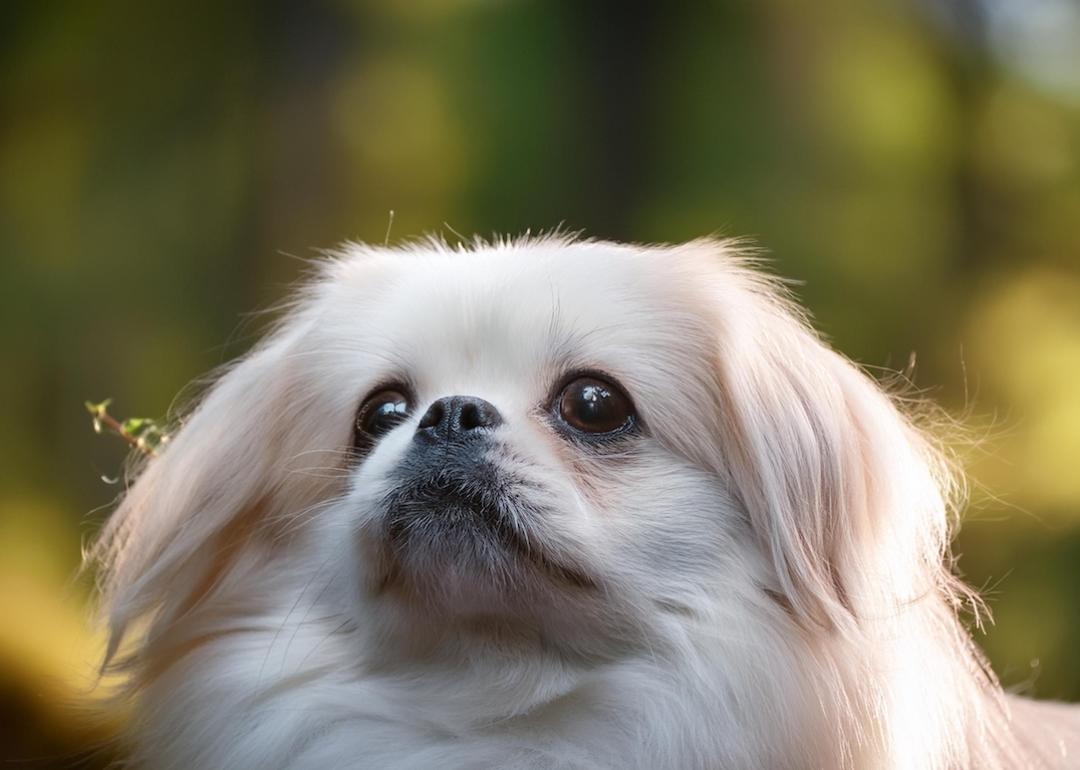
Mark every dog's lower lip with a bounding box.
[383,481,509,537]
[383,485,530,562]
[379,479,596,591]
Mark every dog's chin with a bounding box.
[367,474,595,618]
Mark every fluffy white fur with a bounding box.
[91,237,1079,769]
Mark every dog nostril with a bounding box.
[459,402,482,430]
[457,398,502,431]
[418,401,444,430]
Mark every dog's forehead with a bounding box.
[393,250,640,334]
[348,245,708,378]
[393,246,686,352]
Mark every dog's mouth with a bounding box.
[375,463,594,597]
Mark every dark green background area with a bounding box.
[2,1,1079,765]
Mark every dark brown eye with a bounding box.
[356,389,411,440]
[556,376,635,435]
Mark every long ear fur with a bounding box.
[90,312,320,668]
[682,240,1019,766]
[696,242,964,632]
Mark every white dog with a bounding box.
[92,237,1079,769]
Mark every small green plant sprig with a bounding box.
[85,399,168,457]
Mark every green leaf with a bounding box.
[84,398,112,418]
[121,417,152,436]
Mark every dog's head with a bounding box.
[95,237,961,675]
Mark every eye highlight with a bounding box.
[554,375,636,436]
[355,387,412,444]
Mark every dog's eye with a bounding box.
[357,389,411,440]
[555,376,635,435]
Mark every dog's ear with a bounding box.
[705,255,957,633]
[91,316,324,664]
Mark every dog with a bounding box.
[91,236,1079,768]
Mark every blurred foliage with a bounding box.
[2,0,1079,765]
[84,400,167,456]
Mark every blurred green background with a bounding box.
[2,0,1079,765]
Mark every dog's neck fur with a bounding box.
[119,563,1078,770]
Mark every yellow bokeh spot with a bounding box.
[967,270,1080,513]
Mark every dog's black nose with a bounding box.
[416,396,503,442]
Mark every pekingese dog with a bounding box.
[92,237,1078,769]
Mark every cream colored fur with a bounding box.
[91,237,1079,768]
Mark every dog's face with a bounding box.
[304,243,755,648]
[96,238,977,767]
[101,239,946,656]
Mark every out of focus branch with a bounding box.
[85,399,167,457]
